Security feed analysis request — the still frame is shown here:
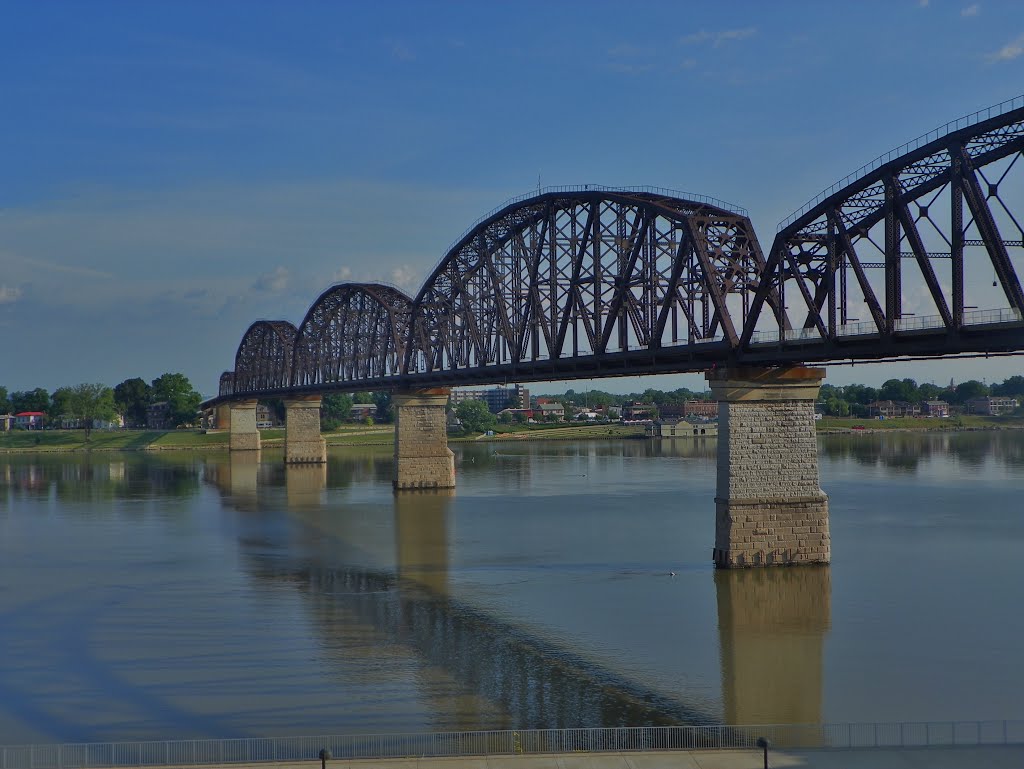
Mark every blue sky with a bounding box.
[2,0,1024,396]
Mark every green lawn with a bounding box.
[0,429,227,452]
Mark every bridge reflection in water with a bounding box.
[205,454,830,735]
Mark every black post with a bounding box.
[319,748,332,769]
[756,737,770,769]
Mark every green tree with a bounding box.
[993,375,1024,398]
[880,378,918,402]
[0,385,8,414]
[11,388,50,414]
[114,377,152,427]
[372,390,393,423]
[150,373,202,427]
[66,383,117,438]
[49,387,76,424]
[951,379,989,404]
[455,399,496,434]
[321,393,353,430]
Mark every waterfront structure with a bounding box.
[646,419,718,438]
[202,99,1024,567]
[966,396,1020,415]
[683,400,718,419]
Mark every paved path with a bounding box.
[133,746,1024,769]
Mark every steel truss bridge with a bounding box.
[212,97,1024,403]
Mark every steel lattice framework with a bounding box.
[211,99,1024,404]
[233,321,298,394]
[405,190,777,376]
[292,283,413,387]
[740,100,1024,364]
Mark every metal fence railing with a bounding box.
[3,720,1023,769]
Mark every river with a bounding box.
[1,431,1023,745]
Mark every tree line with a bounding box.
[1,373,203,436]
[817,375,1024,417]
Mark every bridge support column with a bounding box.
[393,388,455,491]
[229,400,260,452]
[707,366,829,568]
[284,396,327,464]
[215,403,232,431]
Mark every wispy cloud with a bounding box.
[252,266,289,293]
[680,27,756,47]
[988,33,1024,61]
[918,0,930,7]
[0,285,22,305]
[961,3,980,16]
[389,265,418,292]
[331,266,353,282]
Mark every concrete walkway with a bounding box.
[136,746,1024,769]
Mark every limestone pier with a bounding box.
[393,388,455,491]
[228,399,260,452]
[284,396,327,464]
[707,366,830,568]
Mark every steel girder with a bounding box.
[292,283,413,387]
[740,103,1024,361]
[233,320,298,394]
[404,190,776,376]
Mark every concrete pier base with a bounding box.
[228,400,260,452]
[707,366,830,568]
[393,388,455,491]
[284,396,326,464]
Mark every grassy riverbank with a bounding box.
[3,414,1022,453]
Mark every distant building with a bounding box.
[0,414,13,431]
[146,401,173,429]
[683,400,719,419]
[866,400,920,418]
[965,396,1019,415]
[536,402,564,421]
[646,419,718,438]
[256,404,274,428]
[921,400,950,418]
[14,411,45,430]
[350,403,378,421]
[450,385,530,414]
[622,402,655,420]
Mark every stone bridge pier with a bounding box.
[707,366,830,568]
[393,388,455,491]
[284,396,327,464]
[228,399,260,452]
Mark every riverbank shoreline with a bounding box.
[2,418,1023,454]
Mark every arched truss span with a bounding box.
[218,371,235,397]
[233,321,298,394]
[741,101,1024,356]
[405,190,780,375]
[292,283,413,387]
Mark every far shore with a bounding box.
[1,415,1022,455]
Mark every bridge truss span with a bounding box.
[405,190,781,380]
[233,320,298,394]
[741,103,1024,363]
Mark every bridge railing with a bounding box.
[3,720,1022,768]
[778,93,1024,231]
[748,306,1024,345]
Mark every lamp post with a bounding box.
[755,737,770,769]
[319,748,332,769]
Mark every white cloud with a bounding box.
[961,3,980,16]
[0,285,22,304]
[680,27,756,47]
[988,33,1024,61]
[388,265,419,292]
[331,266,353,282]
[252,266,289,293]
[919,0,930,7]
